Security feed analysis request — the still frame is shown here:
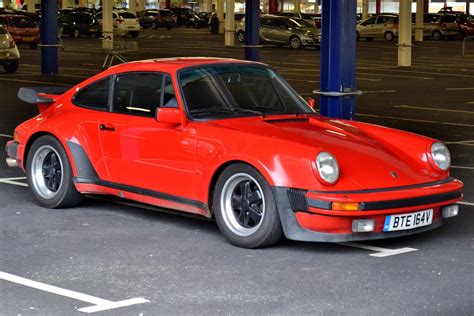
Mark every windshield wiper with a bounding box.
[189,108,234,116]
[233,108,266,117]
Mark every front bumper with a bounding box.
[273,178,463,242]
[5,140,22,168]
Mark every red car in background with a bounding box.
[5,58,463,248]
[457,14,474,38]
[0,14,40,49]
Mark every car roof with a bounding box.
[105,57,265,74]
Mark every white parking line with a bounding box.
[446,87,474,91]
[451,165,474,170]
[339,242,418,257]
[0,177,28,187]
[458,201,474,206]
[0,133,13,138]
[357,113,474,128]
[0,271,149,314]
[393,105,474,114]
[0,78,73,86]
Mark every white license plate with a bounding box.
[383,209,433,232]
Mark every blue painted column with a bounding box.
[244,0,260,61]
[40,0,59,75]
[318,0,358,119]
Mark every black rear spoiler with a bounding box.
[18,86,70,104]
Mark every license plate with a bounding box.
[89,28,97,32]
[0,52,7,58]
[23,37,34,41]
[383,209,433,232]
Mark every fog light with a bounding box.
[332,202,359,211]
[441,205,459,218]
[352,219,375,233]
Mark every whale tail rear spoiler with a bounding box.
[18,86,71,113]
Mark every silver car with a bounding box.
[356,14,399,41]
[0,25,20,73]
[421,13,459,40]
[236,15,320,49]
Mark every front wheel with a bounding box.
[130,31,139,38]
[236,30,245,42]
[3,60,19,73]
[432,30,442,41]
[384,31,394,41]
[213,163,283,248]
[26,135,83,208]
[289,36,302,49]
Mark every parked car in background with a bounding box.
[456,14,474,38]
[438,7,464,15]
[237,15,320,49]
[0,14,39,48]
[137,9,176,30]
[0,25,20,73]
[422,13,459,40]
[59,10,100,38]
[194,11,210,29]
[96,11,140,38]
[169,7,198,27]
[276,12,321,28]
[356,13,399,41]
[0,8,40,23]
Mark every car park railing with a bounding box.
[102,37,138,69]
[462,36,474,57]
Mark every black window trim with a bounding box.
[71,76,113,112]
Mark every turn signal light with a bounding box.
[332,202,360,211]
[9,39,15,48]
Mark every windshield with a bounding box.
[290,18,315,28]
[179,64,313,120]
[12,16,37,27]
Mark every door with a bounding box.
[97,72,200,202]
[359,16,377,37]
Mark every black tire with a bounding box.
[384,31,394,41]
[72,29,81,38]
[356,31,360,41]
[130,31,139,38]
[432,30,442,41]
[276,44,284,48]
[289,35,302,49]
[28,43,38,49]
[166,25,172,30]
[26,135,84,208]
[3,60,19,73]
[213,163,283,248]
[366,37,374,42]
[236,30,245,42]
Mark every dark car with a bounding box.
[457,14,474,38]
[169,7,197,27]
[137,9,176,29]
[0,14,39,49]
[59,11,100,38]
[276,12,321,28]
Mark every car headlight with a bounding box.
[304,31,314,38]
[316,151,339,184]
[431,142,451,171]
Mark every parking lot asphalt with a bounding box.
[0,28,473,315]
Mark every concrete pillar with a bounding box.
[269,0,278,14]
[225,0,235,46]
[398,0,412,67]
[165,0,171,9]
[138,0,145,12]
[61,0,68,9]
[362,0,369,20]
[294,0,300,13]
[129,0,136,15]
[376,0,381,14]
[217,0,224,34]
[314,1,319,14]
[40,0,58,74]
[424,0,429,13]
[102,0,113,50]
[206,0,213,11]
[79,0,87,7]
[26,0,35,12]
[467,1,471,14]
[415,0,424,42]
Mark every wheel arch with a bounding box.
[23,131,60,169]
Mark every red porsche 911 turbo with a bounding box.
[5,57,463,248]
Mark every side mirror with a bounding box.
[156,107,185,126]
[307,98,316,109]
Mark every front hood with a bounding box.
[213,115,441,190]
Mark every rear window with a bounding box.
[119,12,137,19]
[442,15,457,23]
[12,16,36,27]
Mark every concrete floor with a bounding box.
[0,28,473,315]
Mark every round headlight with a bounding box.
[431,142,451,171]
[316,151,339,184]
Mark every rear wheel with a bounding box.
[72,29,81,38]
[366,37,374,41]
[3,60,19,73]
[28,43,38,49]
[289,35,302,49]
[236,30,245,42]
[213,163,283,248]
[384,31,394,41]
[432,30,442,41]
[130,31,139,38]
[26,135,83,208]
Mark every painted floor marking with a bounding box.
[0,177,28,187]
[0,133,13,138]
[446,87,474,91]
[357,113,474,128]
[339,242,418,258]
[451,165,474,170]
[0,271,149,314]
[393,105,474,114]
[0,78,73,86]
[458,201,474,206]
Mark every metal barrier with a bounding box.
[462,36,474,57]
[102,37,138,69]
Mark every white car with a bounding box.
[97,11,140,38]
[0,25,20,73]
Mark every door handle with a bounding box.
[99,123,115,132]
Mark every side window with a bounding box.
[112,72,175,117]
[73,77,110,110]
[362,16,376,26]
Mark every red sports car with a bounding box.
[5,58,463,248]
